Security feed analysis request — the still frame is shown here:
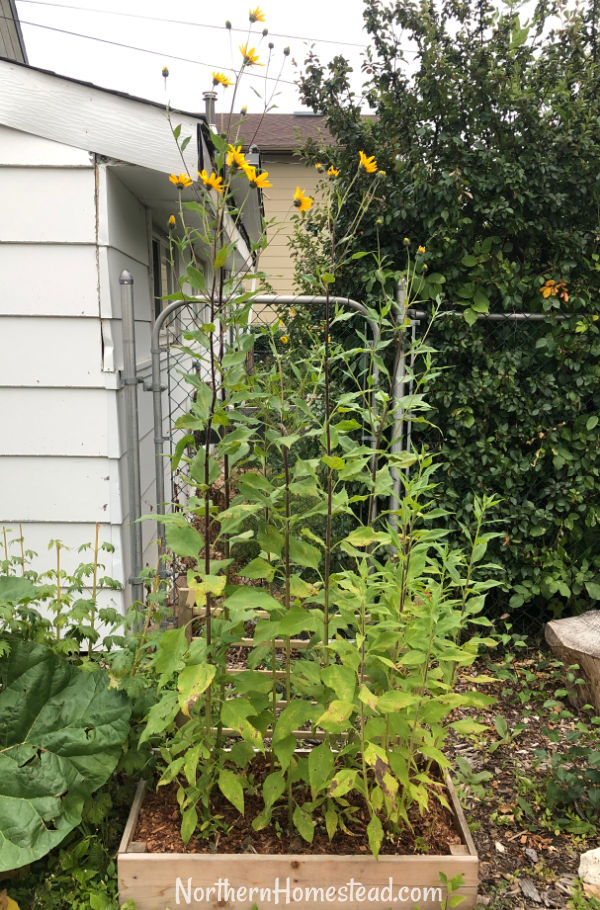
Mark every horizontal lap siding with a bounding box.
[259,156,320,296]
[1,456,114,522]
[0,134,126,609]
[0,244,99,317]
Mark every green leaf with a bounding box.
[316,699,354,732]
[180,805,198,844]
[238,558,276,582]
[321,665,356,702]
[185,265,206,292]
[189,450,220,486]
[322,455,345,471]
[257,523,284,558]
[330,768,358,798]
[218,769,244,815]
[451,718,488,735]
[463,308,478,326]
[0,576,36,604]
[224,586,283,620]
[289,575,317,599]
[214,245,229,269]
[139,691,178,744]
[263,770,286,809]
[585,581,600,600]
[277,605,319,638]
[308,743,334,799]
[494,715,508,738]
[177,663,216,717]
[289,536,321,569]
[274,700,314,741]
[377,690,420,713]
[472,287,490,312]
[367,814,384,858]
[164,518,204,558]
[221,698,263,750]
[0,640,131,871]
[345,527,391,547]
[154,626,189,686]
[587,416,599,431]
[293,804,315,843]
[325,802,338,839]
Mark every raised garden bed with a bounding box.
[118,772,478,910]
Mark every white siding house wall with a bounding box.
[0,125,161,610]
[0,125,126,603]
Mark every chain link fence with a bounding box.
[155,298,600,626]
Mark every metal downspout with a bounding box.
[120,270,144,606]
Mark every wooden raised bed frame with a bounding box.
[118,773,478,910]
[118,589,478,909]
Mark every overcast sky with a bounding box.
[14,0,378,114]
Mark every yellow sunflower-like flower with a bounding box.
[327,166,340,177]
[212,71,233,88]
[168,214,176,228]
[417,245,426,254]
[239,43,263,66]
[226,144,247,169]
[249,6,266,22]
[169,172,193,189]
[198,169,224,194]
[280,335,288,344]
[243,164,273,189]
[315,162,325,172]
[293,187,313,212]
[358,150,377,174]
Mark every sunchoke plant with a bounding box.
[141,9,500,856]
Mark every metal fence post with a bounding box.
[120,270,144,606]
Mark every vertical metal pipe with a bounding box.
[120,270,144,606]
[151,299,187,561]
[388,280,408,519]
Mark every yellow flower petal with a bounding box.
[198,169,224,194]
[293,186,313,212]
[212,71,233,88]
[169,172,192,189]
[239,43,263,66]
[358,150,377,173]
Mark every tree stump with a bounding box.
[545,611,600,713]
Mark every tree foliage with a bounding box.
[297,0,600,617]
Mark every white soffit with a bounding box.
[0,59,203,175]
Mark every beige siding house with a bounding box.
[218,112,331,297]
[0,0,27,63]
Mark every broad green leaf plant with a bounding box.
[141,7,500,859]
[0,638,131,871]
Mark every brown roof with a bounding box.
[216,112,332,151]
